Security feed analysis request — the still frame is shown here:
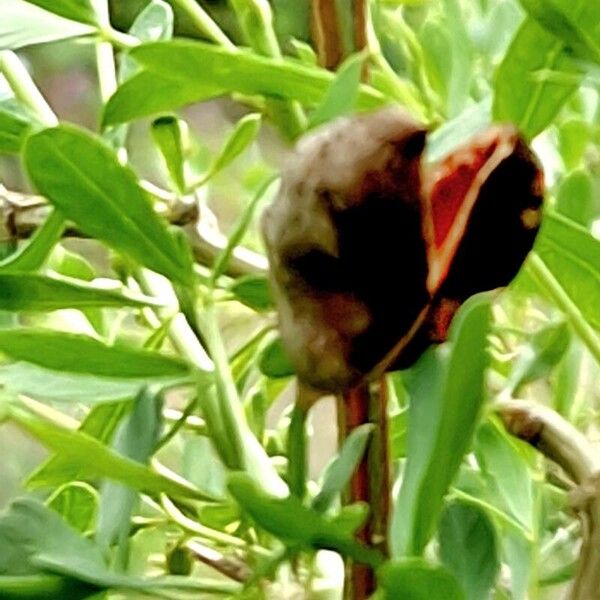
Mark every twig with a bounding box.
[311,0,344,70]
[0,185,267,277]
[496,398,600,600]
[185,539,251,583]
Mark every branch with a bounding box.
[0,184,267,278]
[496,399,600,600]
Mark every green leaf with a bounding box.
[227,472,383,567]
[0,574,96,599]
[558,118,593,171]
[378,558,465,600]
[104,71,223,126]
[493,18,582,139]
[391,293,491,557]
[0,209,65,273]
[28,401,130,488]
[474,419,535,533]
[519,0,600,65]
[308,52,365,128]
[9,404,210,501]
[96,388,161,567]
[312,424,374,513]
[47,482,98,534]
[1,0,95,49]
[104,41,386,126]
[0,497,237,595]
[534,211,600,331]
[21,0,98,25]
[555,168,596,226]
[0,497,105,578]
[229,275,274,311]
[0,99,34,153]
[0,273,162,311]
[390,408,408,459]
[151,115,188,193]
[425,98,491,163]
[24,124,194,286]
[259,336,295,379]
[290,39,318,65]
[506,320,571,393]
[48,244,96,281]
[0,363,149,404]
[201,113,262,186]
[209,175,276,285]
[438,501,500,600]
[0,329,194,379]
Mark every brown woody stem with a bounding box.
[341,381,390,599]
[496,398,600,600]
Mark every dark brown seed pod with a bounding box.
[261,108,543,392]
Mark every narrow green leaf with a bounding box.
[438,501,500,600]
[227,472,383,567]
[391,294,491,557]
[47,482,98,534]
[24,125,194,286]
[210,176,276,286]
[96,388,162,566]
[9,405,210,501]
[151,115,188,193]
[0,273,162,311]
[308,52,365,128]
[378,558,466,600]
[558,118,593,171]
[0,100,34,153]
[104,41,386,126]
[506,320,571,393]
[312,424,374,513]
[493,18,582,139]
[0,209,65,273]
[474,419,535,534]
[0,363,147,404]
[120,0,174,82]
[28,401,131,488]
[0,574,95,599]
[519,0,600,65]
[229,275,274,311]
[21,0,98,25]
[0,329,194,379]
[555,169,596,226]
[104,71,223,126]
[1,0,95,50]
[0,497,236,594]
[259,336,295,379]
[534,211,600,332]
[201,113,262,185]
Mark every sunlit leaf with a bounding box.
[24,125,194,286]
[0,329,194,379]
[438,501,500,600]
[494,18,582,139]
[391,294,491,557]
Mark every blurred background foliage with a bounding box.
[0,0,599,598]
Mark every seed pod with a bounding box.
[261,108,543,392]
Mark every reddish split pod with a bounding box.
[261,108,543,392]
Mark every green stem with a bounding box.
[230,0,307,138]
[526,252,600,364]
[171,0,235,49]
[200,301,248,469]
[0,51,57,126]
[136,269,213,371]
[287,403,308,498]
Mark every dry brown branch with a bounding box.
[0,184,267,277]
[496,398,600,600]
